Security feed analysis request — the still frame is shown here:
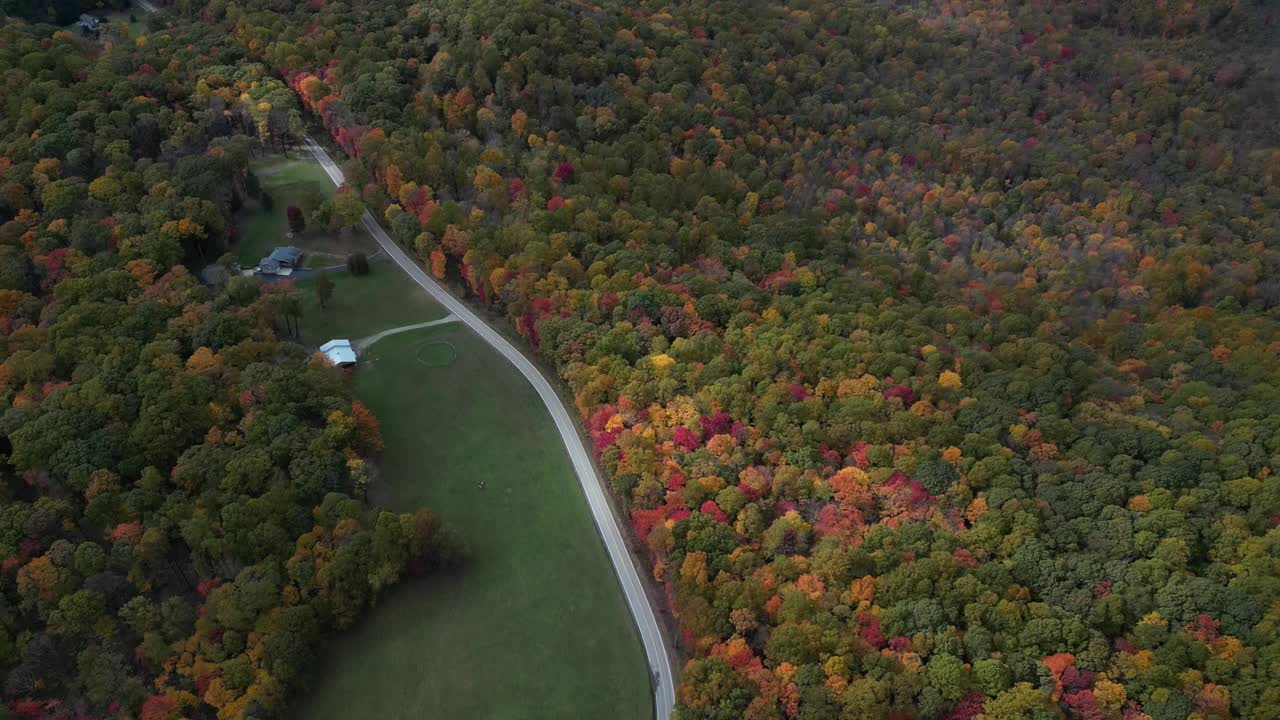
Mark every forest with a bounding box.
[0,13,461,720]
[3,0,1280,718]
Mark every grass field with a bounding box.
[102,9,146,37]
[235,155,376,268]
[294,322,653,720]
[65,5,148,39]
[292,269,450,347]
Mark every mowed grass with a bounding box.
[293,269,449,347]
[295,323,653,720]
[236,155,376,267]
[102,9,147,37]
[64,7,145,39]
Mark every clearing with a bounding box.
[64,3,150,40]
[292,269,449,348]
[251,154,653,720]
[294,323,652,720]
[234,153,377,269]
[101,8,147,37]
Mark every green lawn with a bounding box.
[293,269,450,347]
[235,156,376,268]
[304,252,343,270]
[65,6,147,39]
[101,9,146,37]
[294,322,653,720]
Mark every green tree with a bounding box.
[315,271,335,309]
[332,190,365,230]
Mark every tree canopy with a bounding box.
[0,17,457,720]
[2,0,1279,718]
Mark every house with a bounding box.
[320,339,357,368]
[78,14,100,32]
[257,246,304,275]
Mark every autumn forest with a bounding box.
[1,0,1278,719]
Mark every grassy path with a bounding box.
[294,270,448,347]
[354,316,460,352]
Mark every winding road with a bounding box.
[303,137,677,720]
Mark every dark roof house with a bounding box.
[268,246,303,266]
[258,246,304,275]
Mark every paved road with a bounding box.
[355,316,460,353]
[303,137,677,720]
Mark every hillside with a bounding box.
[3,0,1279,718]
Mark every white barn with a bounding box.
[320,339,357,367]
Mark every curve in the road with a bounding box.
[303,137,677,720]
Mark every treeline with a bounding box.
[0,18,457,720]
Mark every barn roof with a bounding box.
[320,339,357,366]
[268,246,303,264]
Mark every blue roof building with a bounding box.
[258,246,304,275]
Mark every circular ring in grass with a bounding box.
[414,339,457,367]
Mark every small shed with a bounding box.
[258,246,303,275]
[320,339,357,368]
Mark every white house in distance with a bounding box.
[320,339,357,368]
